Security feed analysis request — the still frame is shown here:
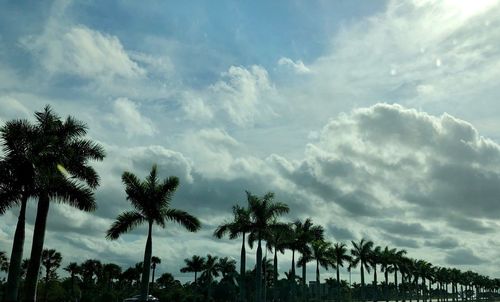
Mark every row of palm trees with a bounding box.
[212,192,500,302]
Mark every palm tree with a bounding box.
[64,262,80,302]
[291,218,324,302]
[41,249,62,302]
[218,257,237,280]
[1,119,38,302]
[332,242,352,302]
[246,191,289,302]
[380,246,396,302]
[24,107,105,302]
[214,204,251,301]
[106,164,201,301]
[371,245,382,302]
[180,255,206,283]
[310,240,335,299]
[200,254,220,300]
[265,223,292,301]
[0,251,9,272]
[151,256,161,284]
[351,239,374,302]
[391,249,407,302]
[102,263,122,289]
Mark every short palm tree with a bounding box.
[64,262,80,301]
[213,204,251,301]
[351,239,374,302]
[41,249,62,302]
[180,255,206,283]
[266,223,293,301]
[24,107,105,302]
[246,191,289,302]
[332,242,352,301]
[106,164,201,302]
[151,256,161,284]
[200,254,220,300]
[0,251,9,272]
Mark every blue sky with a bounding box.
[2,0,500,283]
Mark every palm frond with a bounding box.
[163,208,201,232]
[106,211,145,240]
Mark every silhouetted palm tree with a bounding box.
[201,254,220,300]
[311,240,335,299]
[214,204,251,301]
[265,222,292,301]
[64,262,80,302]
[246,191,289,302]
[0,251,9,272]
[102,263,122,289]
[151,256,161,284]
[292,218,324,302]
[24,107,105,302]
[106,164,201,301]
[1,119,38,302]
[391,249,407,302]
[333,242,352,301]
[351,239,374,302]
[41,249,62,302]
[180,255,206,283]
[370,245,382,301]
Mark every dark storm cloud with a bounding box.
[445,248,486,265]
[377,220,434,238]
[328,224,355,241]
[382,233,420,249]
[425,238,460,250]
[446,216,496,234]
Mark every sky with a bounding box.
[1,0,500,283]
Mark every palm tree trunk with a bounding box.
[44,264,50,302]
[24,193,50,302]
[395,269,399,302]
[316,259,320,299]
[302,261,307,302]
[71,273,76,302]
[373,265,378,302]
[402,272,406,302]
[151,266,155,284]
[240,233,246,302]
[194,271,197,283]
[255,237,262,302]
[140,221,153,302]
[5,194,28,302]
[385,270,389,302]
[273,247,278,302]
[336,266,341,302]
[361,265,365,302]
[291,249,296,301]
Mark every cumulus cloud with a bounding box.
[21,25,144,80]
[277,57,311,74]
[109,98,157,137]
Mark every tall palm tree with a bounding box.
[351,239,374,302]
[151,256,161,284]
[1,119,38,302]
[333,242,352,302]
[41,249,62,302]
[180,255,206,283]
[371,245,382,302]
[64,262,80,302]
[391,249,407,302]
[310,240,335,299]
[380,246,396,302]
[24,107,105,302]
[246,191,289,302]
[265,223,292,301]
[291,218,324,302]
[106,164,201,302]
[214,204,251,301]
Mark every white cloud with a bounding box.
[21,24,144,80]
[278,57,311,74]
[109,98,157,137]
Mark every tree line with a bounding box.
[0,106,499,302]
